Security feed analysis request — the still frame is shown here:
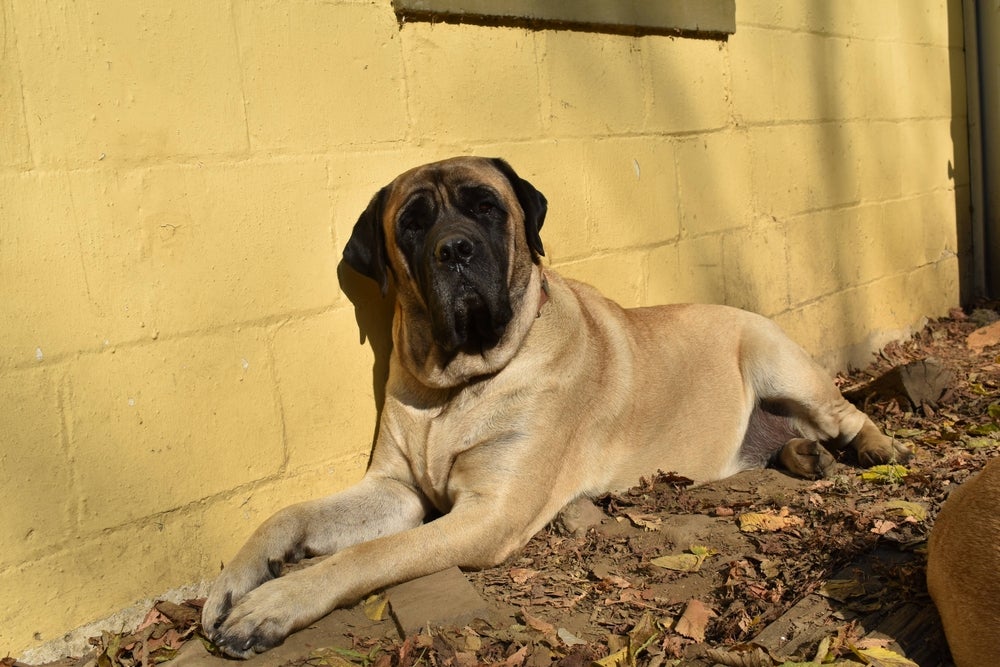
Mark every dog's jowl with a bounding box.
[202,157,908,657]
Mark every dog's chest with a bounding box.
[384,383,502,512]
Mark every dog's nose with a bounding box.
[435,234,476,267]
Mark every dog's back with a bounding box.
[927,457,1000,667]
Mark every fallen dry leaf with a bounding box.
[817,578,867,603]
[861,464,909,484]
[650,544,716,572]
[675,598,715,641]
[870,519,898,535]
[738,507,804,533]
[882,500,927,521]
[557,627,587,646]
[363,593,389,622]
[502,644,530,667]
[624,510,662,530]
[509,567,539,584]
[851,644,920,666]
[967,320,1000,352]
[520,608,556,637]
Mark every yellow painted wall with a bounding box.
[1,0,968,656]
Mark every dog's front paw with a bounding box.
[210,576,319,659]
[202,558,281,641]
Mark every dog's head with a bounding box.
[344,157,547,372]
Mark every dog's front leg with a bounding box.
[202,474,427,647]
[211,488,553,658]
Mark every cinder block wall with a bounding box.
[1,0,968,656]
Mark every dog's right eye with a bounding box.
[400,199,432,233]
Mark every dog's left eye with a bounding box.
[476,201,496,214]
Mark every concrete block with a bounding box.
[856,122,903,202]
[728,27,776,124]
[0,10,30,169]
[752,123,861,217]
[645,37,728,133]
[882,191,960,267]
[2,160,339,366]
[0,513,210,656]
[897,0,961,47]
[91,159,337,337]
[404,22,543,142]
[646,236,725,306]
[388,566,495,635]
[66,330,284,532]
[272,308,379,473]
[554,251,645,308]
[775,259,959,371]
[675,236,725,305]
[893,43,956,119]
[544,31,646,136]
[676,131,753,235]
[898,119,964,195]
[234,1,407,151]
[722,221,789,316]
[0,171,111,368]
[769,32,849,122]
[852,40,903,120]
[14,0,247,166]
[785,204,884,305]
[127,160,340,333]
[585,137,679,251]
[0,366,72,569]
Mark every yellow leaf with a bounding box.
[964,436,999,450]
[650,545,717,572]
[649,553,702,572]
[861,464,908,483]
[594,647,630,667]
[363,593,388,622]
[883,500,927,521]
[851,645,919,666]
[689,544,717,557]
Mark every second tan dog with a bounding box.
[927,457,1000,667]
[202,157,908,657]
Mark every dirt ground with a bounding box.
[13,307,1000,667]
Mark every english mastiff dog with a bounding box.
[203,156,908,657]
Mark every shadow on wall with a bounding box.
[338,259,394,457]
[950,2,976,302]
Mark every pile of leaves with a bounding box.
[14,308,1000,667]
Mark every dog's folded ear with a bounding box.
[491,158,547,261]
[343,186,391,295]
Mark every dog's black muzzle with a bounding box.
[421,225,512,354]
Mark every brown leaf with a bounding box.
[502,644,530,667]
[968,320,1000,352]
[675,598,716,641]
[624,510,662,530]
[870,518,898,535]
[738,507,804,533]
[509,568,538,584]
[154,600,201,626]
[520,609,555,636]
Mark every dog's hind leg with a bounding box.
[741,319,910,474]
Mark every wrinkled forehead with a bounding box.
[383,157,513,219]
